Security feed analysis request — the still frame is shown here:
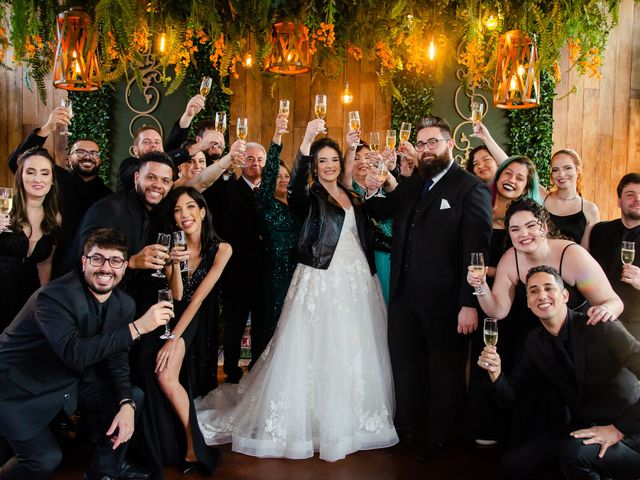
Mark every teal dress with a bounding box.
[352,181,393,304]
[255,142,300,343]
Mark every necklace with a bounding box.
[556,193,578,201]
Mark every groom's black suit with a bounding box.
[0,271,140,479]
[368,162,492,442]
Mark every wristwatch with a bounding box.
[119,398,136,411]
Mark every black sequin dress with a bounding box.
[255,142,299,344]
[0,231,54,331]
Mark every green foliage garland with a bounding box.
[508,70,555,188]
[68,87,114,186]
[390,71,434,143]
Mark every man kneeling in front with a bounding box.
[479,265,640,479]
[0,228,174,480]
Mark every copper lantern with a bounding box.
[493,30,539,109]
[264,21,311,75]
[53,8,101,91]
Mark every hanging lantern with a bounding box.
[340,82,353,104]
[264,21,311,75]
[53,7,101,91]
[493,30,539,109]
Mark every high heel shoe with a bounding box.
[181,459,208,475]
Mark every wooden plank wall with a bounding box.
[229,56,391,166]
[553,0,640,220]
[0,59,67,188]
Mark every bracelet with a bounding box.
[131,322,142,340]
[119,398,136,411]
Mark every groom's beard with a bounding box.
[417,151,451,180]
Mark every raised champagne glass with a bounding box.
[470,252,485,296]
[622,241,636,265]
[471,101,484,133]
[386,130,397,150]
[278,99,290,134]
[151,233,172,279]
[200,76,212,97]
[314,94,327,120]
[158,288,175,340]
[236,117,248,141]
[60,98,73,136]
[215,112,227,134]
[369,131,380,153]
[348,111,361,146]
[483,318,498,346]
[172,230,189,273]
[0,187,13,232]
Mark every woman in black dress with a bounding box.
[0,147,60,330]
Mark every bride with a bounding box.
[195,119,398,462]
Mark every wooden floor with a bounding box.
[51,440,503,479]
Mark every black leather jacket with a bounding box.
[288,152,376,274]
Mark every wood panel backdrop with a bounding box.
[0,0,638,220]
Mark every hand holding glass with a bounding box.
[470,252,485,296]
[0,187,13,232]
[151,233,172,278]
[158,289,175,340]
[622,241,635,265]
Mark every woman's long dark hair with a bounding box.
[166,186,221,254]
[309,137,344,183]
[12,147,60,237]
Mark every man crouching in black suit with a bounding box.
[479,265,640,480]
[0,228,174,480]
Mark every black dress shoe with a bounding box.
[416,441,445,462]
[119,462,151,480]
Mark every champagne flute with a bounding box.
[470,252,485,296]
[348,111,361,146]
[370,157,389,198]
[236,117,248,141]
[215,112,227,134]
[172,230,189,273]
[386,130,397,150]
[483,318,498,347]
[0,187,13,232]
[158,288,175,340]
[398,122,411,158]
[471,101,484,133]
[60,98,73,136]
[151,233,172,278]
[622,241,635,265]
[278,99,290,134]
[369,132,380,153]
[200,76,212,97]
[314,94,327,120]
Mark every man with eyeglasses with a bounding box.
[7,108,113,278]
[0,228,174,480]
[366,116,492,460]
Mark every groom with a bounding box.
[367,116,492,457]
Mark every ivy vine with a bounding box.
[508,70,555,188]
[390,70,435,143]
[68,86,115,186]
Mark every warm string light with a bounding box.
[340,82,353,104]
[428,36,436,61]
[158,32,166,53]
[244,52,253,68]
[72,50,81,75]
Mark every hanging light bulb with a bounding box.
[484,14,498,31]
[72,50,81,76]
[158,32,166,54]
[244,52,253,68]
[341,82,353,104]
[428,36,436,61]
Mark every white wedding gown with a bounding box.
[195,207,398,461]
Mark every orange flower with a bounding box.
[375,41,396,70]
[567,38,581,64]
[210,34,225,67]
[552,61,561,82]
[347,43,363,61]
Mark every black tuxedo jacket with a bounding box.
[204,175,263,290]
[493,310,640,451]
[367,163,492,316]
[0,271,135,441]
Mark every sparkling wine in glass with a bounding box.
[60,98,73,136]
[399,122,412,144]
[215,112,227,134]
[470,252,485,296]
[158,288,175,340]
[483,318,498,347]
[236,117,248,141]
[314,94,327,120]
[200,76,212,97]
[471,101,484,133]
[348,111,361,146]
[386,130,397,150]
[369,132,381,153]
[172,231,189,273]
[151,233,172,278]
[370,157,389,198]
[278,99,290,134]
[622,241,635,265]
[0,187,13,232]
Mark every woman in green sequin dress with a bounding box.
[255,114,300,344]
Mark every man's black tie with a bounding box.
[421,178,434,200]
